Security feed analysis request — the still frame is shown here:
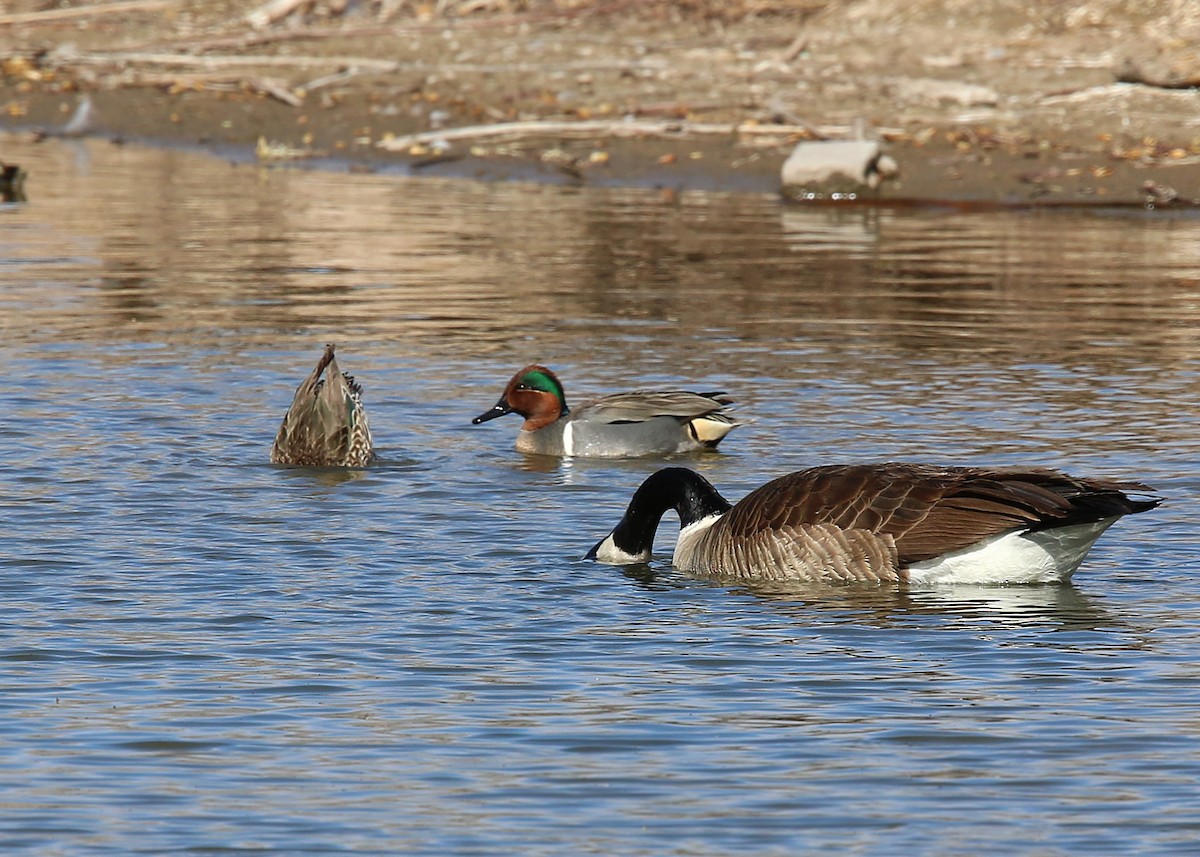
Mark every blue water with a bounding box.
[0,135,1197,855]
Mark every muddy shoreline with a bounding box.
[3,1,1200,204]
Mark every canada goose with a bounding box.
[588,463,1159,584]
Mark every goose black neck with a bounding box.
[606,467,732,556]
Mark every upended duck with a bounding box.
[472,364,738,457]
[587,464,1160,584]
[270,344,374,467]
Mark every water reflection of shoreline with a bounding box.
[3,136,1198,376]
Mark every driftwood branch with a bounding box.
[46,49,667,77]
[377,119,853,151]
[0,0,179,27]
[138,26,369,54]
[1117,61,1200,90]
[1039,82,1200,105]
[52,50,403,73]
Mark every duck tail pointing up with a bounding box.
[316,342,336,375]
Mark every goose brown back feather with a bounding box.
[713,463,1155,567]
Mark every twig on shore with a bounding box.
[300,67,375,93]
[1024,55,1117,69]
[632,101,727,118]
[112,70,305,106]
[778,0,842,62]
[34,95,96,139]
[248,77,305,106]
[246,0,312,30]
[0,0,178,27]
[780,35,808,63]
[159,26,387,54]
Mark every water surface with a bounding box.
[1,136,1197,855]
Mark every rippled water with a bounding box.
[1,135,1198,855]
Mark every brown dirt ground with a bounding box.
[3,0,1200,204]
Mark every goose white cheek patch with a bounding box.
[590,534,651,565]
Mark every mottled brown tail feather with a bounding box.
[315,342,336,377]
[270,344,374,467]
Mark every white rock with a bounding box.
[780,140,898,192]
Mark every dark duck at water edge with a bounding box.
[472,364,739,457]
[270,343,374,467]
[587,464,1161,585]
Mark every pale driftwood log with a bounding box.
[376,119,859,151]
[1117,60,1200,90]
[48,50,668,77]
[0,0,179,27]
[1038,83,1134,105]
[54,50,404,73]
[1033,82,1200,108]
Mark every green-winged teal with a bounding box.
[270,344,374,467]
[472,364,738,457]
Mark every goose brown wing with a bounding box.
[719,463,1142,566]
[695,521,902,582]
